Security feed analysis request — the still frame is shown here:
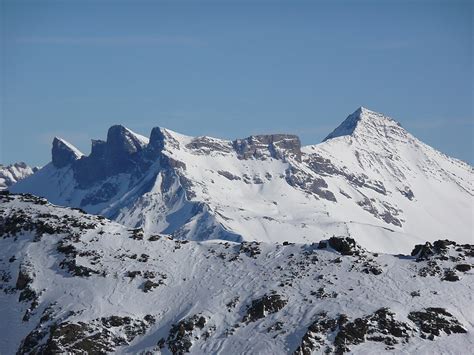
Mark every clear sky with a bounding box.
[1,0,472,166]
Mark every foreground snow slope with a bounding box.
[0,193,473,354]
[11,107,473,254]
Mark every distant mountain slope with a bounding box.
[1,193,472,354]
[0,162,38,190]
[11,108,473,253]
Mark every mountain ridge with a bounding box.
[10,108,473,253]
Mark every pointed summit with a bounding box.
[323,107,403,142]
[51,137,83,168]
[106,125,149,156]
[102,125,150,174]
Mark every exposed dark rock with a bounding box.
[411,242,436,261]
[233,134,302,161]
[15,265,39,318]
[167,314,210,354]
[81,182,119,207]
[226,297,240,312]
[411,240,464,262]
[362,266,383,275]
[267,321,284,333]
[143,270,156,279]
[285,167,336,202]
[148,235,161,241]
[442,269,459,282]
[73,153,107,187]
[357,198,402,227]
[126,270,142,279]
[129,228,144,240]
[101,316,132,328]
[52,137,81,168]
[143,280,162,293]
[312,287,337,299]
[305,153,387,196]
[243,293,288,323]
[21,315,154,354]
[16,267,33,290]
[317,241,327,249]
[328,237,360,256]
[400,187,415,200]
[408,308,467,337]
[455,264,471,272]
[433,240,456,251]
[56,241,77,256]
[239,241,261,258]
[334,316,369,353]
[295,308,414,354]
[418,260,442,277]
[186,137,233,155]
[217,170,241,181]
[138,253,149,262]
[70,125,152,187]
[149,127,179,152]
[19,327,50,354]
[294,312,337,355]
[90,139,107,158]
[106,125,145,161]
[59,258,99,277]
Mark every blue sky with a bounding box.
[2,0,472,166]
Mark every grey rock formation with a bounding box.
[233,134,302,161]
[104,125,146,175]
[69,126,150,187]
[51,138,82,168]
[90,139,107,159]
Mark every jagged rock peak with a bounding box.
[149,127,182,152]
[106,125,149,155]
[90,139,107,158]
[233,134,302,161]
[51,137,83,168]
[323,107,404,142]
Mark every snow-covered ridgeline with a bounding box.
[10,107,473,254]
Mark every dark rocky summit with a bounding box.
[51,137,81,168]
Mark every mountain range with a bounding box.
[10,107,473,254]
[1,107,473,354]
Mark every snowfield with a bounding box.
[0,193,473,354]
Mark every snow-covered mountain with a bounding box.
[11,107,473,254]
[1,192,472,354]
[0,162,38,190]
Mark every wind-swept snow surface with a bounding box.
[11,108,474,254]
[0,193,473,354]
